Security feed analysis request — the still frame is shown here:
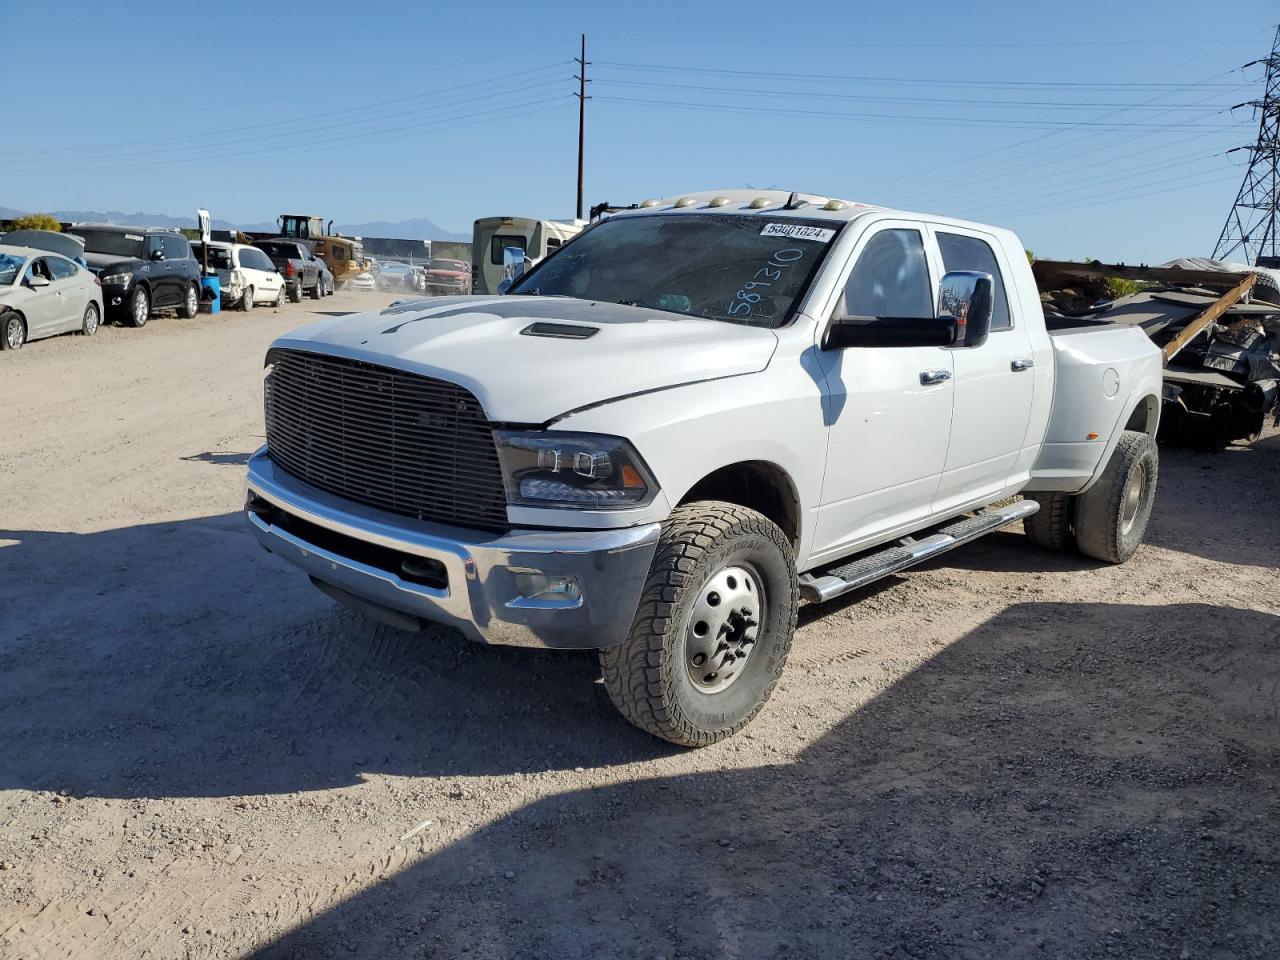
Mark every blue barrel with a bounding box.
[200,276,221,314]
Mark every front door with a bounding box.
[810,224,955,564]
[928,225,1037,515]
[22,258,62,338]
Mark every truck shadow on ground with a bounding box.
[0,514,678,801]
[241,599,1280,960]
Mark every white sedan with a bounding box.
[0,245,104,350]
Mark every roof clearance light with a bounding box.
[822,199,848,211]
[707,196,731,207]
[639,199,660,208]
[673,197,697,208]
[748,197,772,209]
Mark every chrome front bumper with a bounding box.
[245,448,660,649]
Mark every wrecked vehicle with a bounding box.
[245,190,1163,746]
[1034,258,1280,450]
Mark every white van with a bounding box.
[471,216,583,295]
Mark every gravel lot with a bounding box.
[1,293,1277,959]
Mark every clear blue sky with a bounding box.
[4,0,1276,261]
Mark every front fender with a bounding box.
[541,369,828,563]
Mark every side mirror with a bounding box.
[825,315,956,350]
[150,249,165,262]
[937,270,994,349]
[27,274,50,288]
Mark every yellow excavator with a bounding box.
[276,215,369,286]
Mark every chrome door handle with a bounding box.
[919,369,952,385]
[1011,357,1034,371]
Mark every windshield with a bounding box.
[428,259,465,271]
[0,252,26,286]
[74,230,145,258]
[508,213,839,327]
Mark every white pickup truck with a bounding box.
[245,189,1163,746]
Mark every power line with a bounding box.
[593,94,1235,131]
[592,76,1238,112]
[994,171,1241,219]
[0,61,570,158]
[3,79,570,167]
[595,59,1248,90]
[0,96,568,176]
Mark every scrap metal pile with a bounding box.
[1034,258,1280,450]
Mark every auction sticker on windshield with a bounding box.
[760,223,836,242]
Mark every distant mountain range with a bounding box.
[0,207,469,241]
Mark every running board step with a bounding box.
[798,500,1040,603]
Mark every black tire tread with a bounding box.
[1023,492,1073,551]
[1074,430,1158,564]
[599,500,796,747]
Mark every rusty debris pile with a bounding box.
[1033,258,1280,450]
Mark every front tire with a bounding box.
[180,282,199,319]
[1,311,26,350]
[240,286,253,312]
[81,302,101,336]
[128,286,150,328]
[1074,430,1158,564]
[600,501,797,747]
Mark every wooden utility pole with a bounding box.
[574,34,590,221]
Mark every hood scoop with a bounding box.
[521,321,599,340]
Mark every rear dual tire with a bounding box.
[1023,429,1158,564]
[601,501,797,748]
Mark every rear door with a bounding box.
[927,226,1037,514]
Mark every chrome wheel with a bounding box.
[3,314,24,349]
[83,303,100,335]
[1121,461,1149,536]
[131,288,149,326]
[185,284,198,317]
[685,564,762,694]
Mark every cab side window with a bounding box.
[840,229,933,320]
[26,258,53,282]
[145,236,165,260]
[936,232,1012,331]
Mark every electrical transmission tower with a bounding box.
[1214,25,1280,265]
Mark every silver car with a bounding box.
[0,245,105,350]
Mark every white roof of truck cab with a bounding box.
[613,189,1015,240]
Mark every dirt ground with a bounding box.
[1,293,1277,960]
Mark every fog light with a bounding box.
[511,572,582,608]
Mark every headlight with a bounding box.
[100,271,133,286]
[494,430,657,509]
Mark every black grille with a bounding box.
[264,348,509,531]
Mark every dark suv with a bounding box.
[67,224,201,327]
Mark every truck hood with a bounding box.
[271,296,778,422]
